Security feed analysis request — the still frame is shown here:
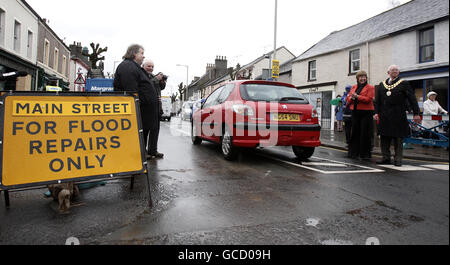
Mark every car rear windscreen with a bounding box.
[240,84,308,103]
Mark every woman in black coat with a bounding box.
[113,44,159,158]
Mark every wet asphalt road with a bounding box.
[0,117,448,245]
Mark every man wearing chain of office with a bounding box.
[374,65,421,167]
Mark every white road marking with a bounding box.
[377,165,433,171]
[309,156,380,171]
[301,162,348,167]
[256,153,384,174]
[263,148,385,173]
[420,164,449,171]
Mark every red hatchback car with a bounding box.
[191,80,321,160]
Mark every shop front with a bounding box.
[36,67,70,91]
[0,49,37,91]
[298,82,337,130]
[401,66,449,113]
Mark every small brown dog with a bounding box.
[48,182,79,213]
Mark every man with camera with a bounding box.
[114,44,159,160]
[143,59,167,159]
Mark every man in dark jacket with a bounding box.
[374,65,421,167]
[113,44,159,159]
[143,59,166,158]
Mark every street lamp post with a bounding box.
[176,64,189,101]
[273,0,278,62]
[271,0,278,81]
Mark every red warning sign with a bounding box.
[74,73,86,85]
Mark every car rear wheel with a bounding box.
[191,121,202,145]
[292,146,315,160]
[221,125,238,161]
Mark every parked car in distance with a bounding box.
[191,80,321,160]
[160,96,172,121]
[191,98,206,121]
[181,101,194,121]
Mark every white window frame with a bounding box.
[44,38,50,65]
[349,49,360,73]
[419,27,434,63]
[308,60,316,81]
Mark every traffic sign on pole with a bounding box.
[272,60,280,78]
[74,73,86,85]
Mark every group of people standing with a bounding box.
[113,44,166,159]
[341,65,422,167]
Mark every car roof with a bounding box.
[226,80,296,88]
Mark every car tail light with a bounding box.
[232,104,254,116]
[311,108,319,118]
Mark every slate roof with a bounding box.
[293,0,449,62]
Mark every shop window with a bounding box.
[425,78,448,112]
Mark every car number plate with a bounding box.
[273,113,300,121]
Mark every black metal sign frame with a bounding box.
[0,91,152,208]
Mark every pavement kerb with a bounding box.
[320,143,450,163]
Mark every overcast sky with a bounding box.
[26,0,410,96]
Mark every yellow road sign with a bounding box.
[0,93,145,189]
[272,60,280,78]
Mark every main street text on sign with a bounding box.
[13,101,132,116]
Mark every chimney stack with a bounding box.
[215,55,228,74]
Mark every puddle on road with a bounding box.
[306,218,320,228]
